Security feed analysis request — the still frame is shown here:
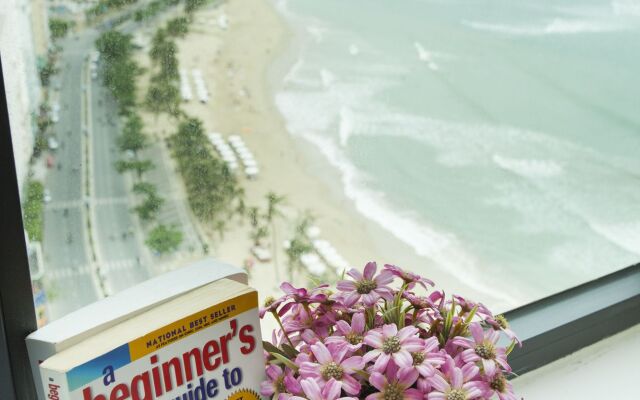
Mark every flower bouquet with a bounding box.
[259,262,521,400]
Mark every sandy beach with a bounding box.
[136,0,506,334]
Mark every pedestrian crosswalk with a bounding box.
[100,258,137,272]
[46,265,92,280]
[46,258,139,280]
[45,197,129,211]
[46,200,83,210]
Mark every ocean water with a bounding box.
[271,0,640,306]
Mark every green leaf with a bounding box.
[353,369,370,380]
[262,341,286,358]
[464,305,478,325]
[270,352,298,371]
[281,343,300,359]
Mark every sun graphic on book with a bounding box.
[226,388,261,400]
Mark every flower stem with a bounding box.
[271,310,295,348]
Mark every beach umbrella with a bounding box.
[242,159,257,168]
[230,142,247,151]
[245,166,259,178]
[306,226,321,238]
[237,148,253,158]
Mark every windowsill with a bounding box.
[513,323,640,398]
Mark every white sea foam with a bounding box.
[413,41,439,70]
[307,26,326,42]
[283,58,304,84]
[272,1,640,308]
[274,68,520,306]
[492,154,564,178]
[463,18,625,35]
[612,0,640,16]
[338,106,353,147]
[296,132,519,306]
[319,69,335,88]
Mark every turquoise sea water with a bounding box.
[271,0,640,305]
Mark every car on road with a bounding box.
[50,102,60,123]
[47,137,59,150]
[46,155,55,169]
[43,189,51,203]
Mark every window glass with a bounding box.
[3,0,639,326]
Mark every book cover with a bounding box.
[28,259,248,400]
[41,291,265,400]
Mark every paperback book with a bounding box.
[40,279,265,400]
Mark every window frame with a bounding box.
[1,51,639,399]
[0,53,39,400]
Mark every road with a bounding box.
[89,61,152,295]
[43,32,99,319]
[42,12,203,319]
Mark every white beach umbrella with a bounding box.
[230,142,247,151]
[242,159,257,168]
[237,148,253,158]
[306,226,321,238]
[245,166,259,178]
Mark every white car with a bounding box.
[43,189,51,203]
[47,137,59,150]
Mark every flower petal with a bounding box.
[341,374,361,395]
[336,280,357,291]
[352,312,365,333]
[323,378,341,400]
[382,324,398,338]
[372,352,391,372]
[363,261,377,280]
[369,372,387,392]
[427,374,450,392]
[392,350,413,368]
[341,356,365,372]
[364,330,384,347]
[469,323,484,344]
[310,342,333,364]
[451,368,463,389]
[300,378,322,400]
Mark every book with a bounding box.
[39,278,265,400]
[27,258,247,400]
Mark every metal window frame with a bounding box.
[505,262,640,376]
[0,51,639,399]
[0,54,39,400]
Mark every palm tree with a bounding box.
[247,206,260,229]
[264,192,285,280]
[285,211,315,281]
[249,225,269,247]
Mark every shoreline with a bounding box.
[141,0,514,336]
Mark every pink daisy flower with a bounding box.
[485,314,521,346]
[365,362,422,400]
[384,264,434,290]
[482,372,518,400]
[298,341,364,395]
[399,336,445,378]
[427,360,483,400]
[363,324,424,372]
[451,323,511,377]
[336,262,394,306]
[289,378,357,400]
[259,295,288,318]
[260,365,302,398]
[325,312,366,351]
